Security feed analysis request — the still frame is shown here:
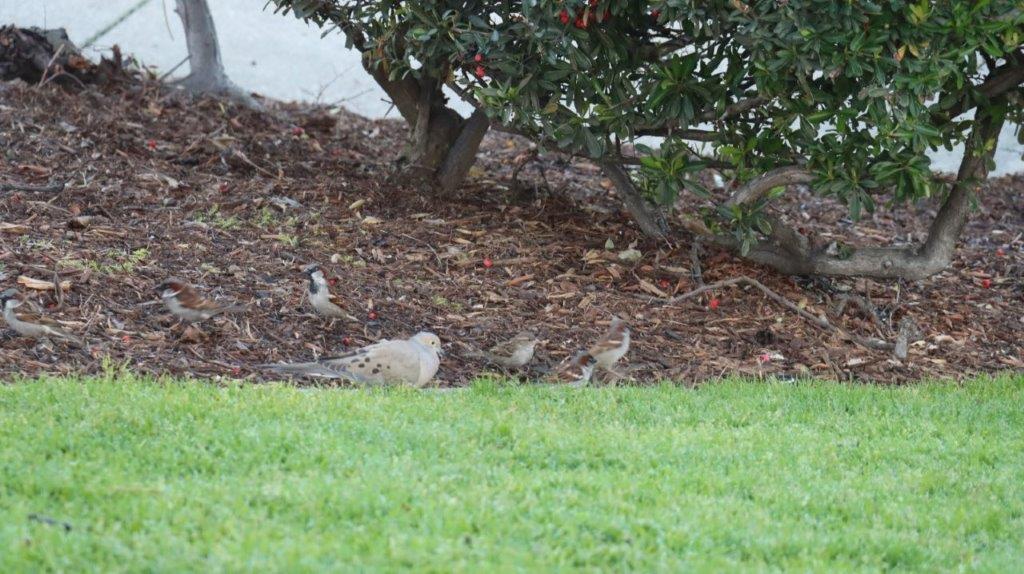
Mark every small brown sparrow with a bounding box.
[262,332,443,386]
[472,330,539,369]
[302,263,346,318]
[1,290,84,346]
[587,316,630,373]
[155,279,244,323]
[549,350,598,387]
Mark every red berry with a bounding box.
[218,182,229,193]
[996,248,1006,257]
[474,65,486,79]
[146,139,157,151]
[328,277,338,287]
[474,53,483,63]
[559,9,570,24]
[758,353,771,363]
[231,367,242,377]
[368,310,378,320]
[981,278,992,289]
[709,298,721,310]
[483,257,494,268]
[651,9,661,19]
[658,278,671,290]
[342,336,353,346]
[574,17,588,29]
[121,335,131,344]
[291,126,304,136]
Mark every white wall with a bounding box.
[3,0,1021,175]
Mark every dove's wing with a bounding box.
[320,339,429,386]
[261,338,438,386]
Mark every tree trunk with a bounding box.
[343,28,487,190]
[173,0,256,107]
[437,109,490,192]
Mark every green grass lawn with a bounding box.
[2,376,1023,572]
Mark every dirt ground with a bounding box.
[1,71,1022,385]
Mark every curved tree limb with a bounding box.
[724,165,815,207]
[688,102,1006,280]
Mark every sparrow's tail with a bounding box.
[50,327,85,348]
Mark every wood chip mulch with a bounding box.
[1,73,1021,385]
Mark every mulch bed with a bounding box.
[1,71,1021,385]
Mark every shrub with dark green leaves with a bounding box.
[273,0,1023,279]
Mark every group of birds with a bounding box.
[1,263,631,387]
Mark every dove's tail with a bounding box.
[259,361,369,383]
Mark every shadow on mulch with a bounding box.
[0,73,1021,384]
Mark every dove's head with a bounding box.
[411,332,443,355]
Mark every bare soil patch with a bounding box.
[1,73,1021,384]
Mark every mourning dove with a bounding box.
[469,330,539,369]
[302,263,347,318]
[156,279,245,323]
[587,316,630,372]
[1,290,84,346]
[261,331,442,386]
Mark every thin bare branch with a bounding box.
[660,276,894,351]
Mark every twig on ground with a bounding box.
[230,149,277,179]
[660,276,894,351]
[0,180,66,193]
[35,43,66,87]
[52,269,64,309]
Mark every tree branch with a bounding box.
[687,102,1006,280]
[934,49,1024,121]
[699,96,770,122]
[659,276,894,351]
[599,161,668,238]
[724,165,815,207]
[634,127,719,140]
